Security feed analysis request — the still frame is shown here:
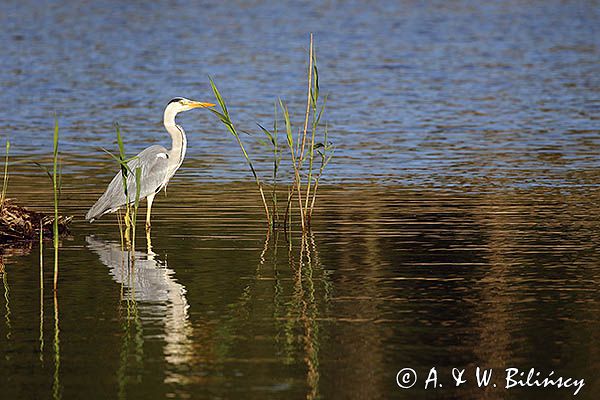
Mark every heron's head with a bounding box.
[166,97,215,113]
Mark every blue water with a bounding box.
[0,0,598,185]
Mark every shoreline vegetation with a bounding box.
[210,34,333,232]
[0,134,71,246]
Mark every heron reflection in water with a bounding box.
[86,235,194,368]
[86,98,214,230]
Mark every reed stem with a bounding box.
[294,34,314,231]
[209,77,271,225]
[299,33,314,165]
[1,140,10,207]
[304,52,319,217]
[105,123,141,253]
[52,118,59,292]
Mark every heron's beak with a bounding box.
[188,101,215,109]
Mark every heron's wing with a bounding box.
[125,145,172,199]
[86,145,170,221]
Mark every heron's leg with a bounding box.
[146,193,155,231]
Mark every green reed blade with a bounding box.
[1,139,10,206]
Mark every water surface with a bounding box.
[0,1,599,399]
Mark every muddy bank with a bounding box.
[0,199,72,242]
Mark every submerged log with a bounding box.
[0,199,72,242]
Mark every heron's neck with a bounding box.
[163,107,187,164]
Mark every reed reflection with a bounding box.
[52,291,61,400]
[236,231,330,399]
[1,259,10,341]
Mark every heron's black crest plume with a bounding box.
[168,97,184,105]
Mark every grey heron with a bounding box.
[85,97,214,229]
